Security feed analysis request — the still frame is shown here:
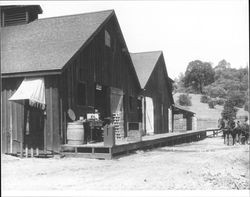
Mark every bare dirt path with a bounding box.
[2,137,249,191]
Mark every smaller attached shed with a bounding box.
[130,51,174,135]
[172,104,196,131]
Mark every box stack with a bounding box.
[127,122,142,142]
[113,112,124,140]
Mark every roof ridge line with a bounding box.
[130,50,163,54]
[38,9,114,21]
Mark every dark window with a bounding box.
[137,98,142,122]
[77,82,86,106]
[129,96,134,111]
[105,30,111,47]
[78,68,83,81]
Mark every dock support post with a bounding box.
[36,147,39,156]
[25,145,28,158]
[30,147,34,157]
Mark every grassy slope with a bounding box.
[173,93,249,120]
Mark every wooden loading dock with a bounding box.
[61,129,217,159]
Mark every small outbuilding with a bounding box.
[172,104,196,131]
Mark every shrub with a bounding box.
[228,90,246,108]
[204,85,227,98]
[178,94,192,106]
[215,98,225,105]
[200,95,210,103]
[244,102,249,112]
[208,100,215,108]
[184,86,198,94]
[221,99,238,120]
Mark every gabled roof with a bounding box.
[130,51,174,104]
[1,10,114,75]
[130,51,162,88]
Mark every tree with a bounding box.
[178,94,192,106]
[228,90,246,108]
[221,99,238,121]
[215,59,231,70]
[184,60,215,93]
[204,85,227,98]
[214,59,231,80]
[174,72,186,93]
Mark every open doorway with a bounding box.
[24,104,44,150]
[144,97,154,135]
[94,84,109,120]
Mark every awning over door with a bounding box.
[9,77,46,110]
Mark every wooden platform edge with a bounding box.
[61,129,211,159]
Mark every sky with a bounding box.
[1,0,249,79]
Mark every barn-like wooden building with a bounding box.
[130,51,174,134]
[1,5,141,155]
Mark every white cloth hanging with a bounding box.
[9,77,46,110]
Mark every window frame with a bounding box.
[105,30,111,48]
[76,81,87,107]
[129,95,135,112]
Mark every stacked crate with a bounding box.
[113,112,124,140]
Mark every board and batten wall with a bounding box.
[58,15,141,139]
[1,75,61,154]
[1,14,142,154]
[143,54,173,134]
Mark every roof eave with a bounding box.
[1,69,61,78]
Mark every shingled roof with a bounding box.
[131,51,174,104]
[130,51,162,88]
[1,10,114,75]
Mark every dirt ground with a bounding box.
[1,137,249,192]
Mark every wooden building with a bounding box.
[1,5,141,155]
[130,51,174,134]
[172,104,196,131]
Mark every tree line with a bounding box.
[174,59,249,115]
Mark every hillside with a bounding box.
[173,93,248,121]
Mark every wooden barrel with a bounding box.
[67,122,84,145]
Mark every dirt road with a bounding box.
[2,137,249,191]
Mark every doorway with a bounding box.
[24,105,44,149]
[94,84,109,120]
[144,97,154,135]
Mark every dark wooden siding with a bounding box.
[1,76,61,154]
[1,78,24,153]
[144,54,172,134]
[1,14,141,152]
[44,75,60,152]
[59,15,141,139]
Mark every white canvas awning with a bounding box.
[9,77,46,110]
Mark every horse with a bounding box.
[234,120,242,144]
[218,118,237,145]
[229,120,237,145]
[239,121,250,144]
